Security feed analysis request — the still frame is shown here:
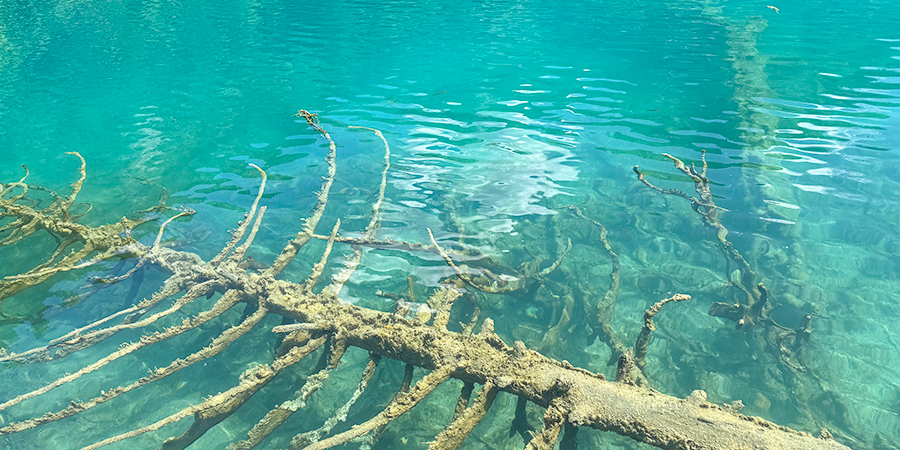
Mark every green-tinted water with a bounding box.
[1,0,899,448]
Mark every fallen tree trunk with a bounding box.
[265,280,848,450]
[0,118,851,450]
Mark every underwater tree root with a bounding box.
[0,116,849,450]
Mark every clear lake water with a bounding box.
[1,0,899,449]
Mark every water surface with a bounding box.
[1,0,899,449]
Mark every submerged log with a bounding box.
[264,282,847,450]
[0,116,849,450]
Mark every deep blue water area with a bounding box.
[1,0,899,449]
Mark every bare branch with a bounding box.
[0,285,237,411]
[634,294,691,374]
[211,164,267,267]
[301,365,454,450]
[265,111,339,277]
[524,400,566,450]
[288,354,381,449]
[74,336,327,450]
[0,306,269,435]
[428,287,461,331]
[320,126,390,298]
[230,337,348,449]
[429,381,499,450]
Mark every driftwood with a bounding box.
[0,112,848,450]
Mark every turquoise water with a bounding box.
[1,0,899,448]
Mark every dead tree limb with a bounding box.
[633,151,765,327]
[0,152,149,303]
[429,381,499,450]
[634,294,691,374]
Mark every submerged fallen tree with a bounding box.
[0,111,849,450]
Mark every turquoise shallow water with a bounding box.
[1,0,900,449]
